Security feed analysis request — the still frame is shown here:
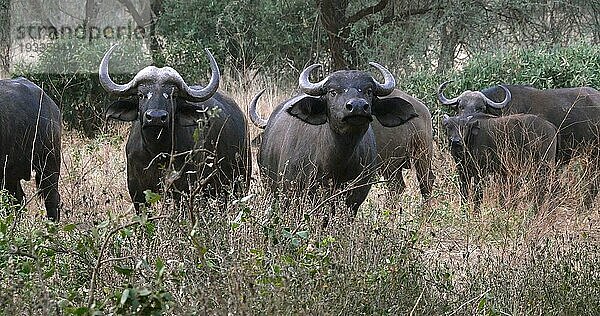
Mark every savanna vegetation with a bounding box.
[1,0,600,314]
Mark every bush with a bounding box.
[12,39,151,136]
[399,42,600,114]
[157,0,320,81]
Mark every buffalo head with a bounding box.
[438,81,511,115]
[441,114,482,154]
[250,63,417,134]
[100,45,220,141]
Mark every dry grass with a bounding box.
[3,81,600,315]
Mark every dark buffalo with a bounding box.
[438,82,600,162]
[439,82,600,204]
[0,77,61,221]
[248,63,420,215]
[99,45,250,211]
[371,90,434,200]
[442,113,557,210]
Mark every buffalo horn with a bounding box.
[369,62,396,96]
[298,64,328,96]
[248,89,268,129]
[482,85,511,109]
[99,45,220,102]
[437,80,460,108]
[177,48,220,102]
[99,44,139,96]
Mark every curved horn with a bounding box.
[369,62,396,96]
[99,44,140,96]
[298,64,327,96]
[178,48,220,102]
[482,84,511,109]
[248,89,268,129]
[438,80,460,108]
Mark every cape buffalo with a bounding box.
[99,45,250,211]
[442,113,557,210]
[439,82,600,204]
[0,77,61,221]
[438,82,600,162]
[248,63,420,216]
[371,90,434,200]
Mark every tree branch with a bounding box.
[87,214,170,308]
[117,0,147,28]
[363,6,437,38]
[347,0,389,24]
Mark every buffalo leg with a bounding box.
[414,157,434,201]
[584,157,600,208]
[385,171,406,194]
[130,190,148,213]
[128,179,149,214]
[584,176,600,208]
[532,165,551,211]
[127,164,151,213]
[35,168,61,221]
[4,180,25,205]
[345,179,371,219]
[382,162,406,195]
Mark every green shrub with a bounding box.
[12,39,151,136]
[397,42,600,114]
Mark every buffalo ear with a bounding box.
[469,120,480,135]
[178,102,212,127]
[106,99,138,121]
[286,95,327,125]
[442,114,450,126]
[372,96,418,127]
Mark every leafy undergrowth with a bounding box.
[0,130,599,315]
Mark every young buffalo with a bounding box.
[442,113,557,210]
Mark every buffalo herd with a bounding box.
[3,45,600,221]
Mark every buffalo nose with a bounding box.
[144,109,169,125]
[345,98,370,112]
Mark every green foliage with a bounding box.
[1,182,600,313]
[0,208,175,314]
[459,42,600,89]
[397,42,600,113]
[157,0,320,81]
[112,258,173,315]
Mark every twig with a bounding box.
[447,289,491,316]
[289,177,389,235]
[307,178,389,217]
[9,247,39,260]
[409,288,425,316]
[87,214,170,308]
[100,255,136,265]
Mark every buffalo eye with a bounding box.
[365,88,373,97]
[328,90,337,97]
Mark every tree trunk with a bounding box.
[84,0,99,43]
[437,22,459,74]
[148,0,163,62]
[0,0,9,77]
[318,0,350,69]
[117,0,162,63]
